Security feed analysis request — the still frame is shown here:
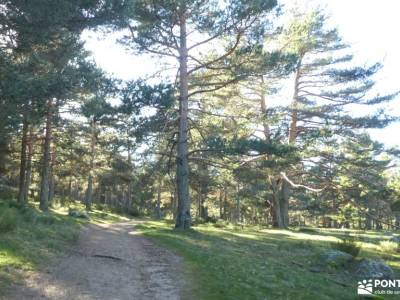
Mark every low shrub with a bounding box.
[95,203,105,211]
[0,207,19,233]
[214,219,229,228]
[296,227,318,233]
[331,236,361,257]
[127,207,142,217]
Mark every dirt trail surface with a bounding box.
[5,221,188,300]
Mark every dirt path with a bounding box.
[5,221,188,300]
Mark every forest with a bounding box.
[1,1,400,299]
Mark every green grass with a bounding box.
[137,221,400,300]
[0,199,129,292]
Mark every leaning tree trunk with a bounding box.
[39,99,53,211]
[17,118,28,205]
[175,12,191,229]
[23,126,34,202]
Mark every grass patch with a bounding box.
[137,221,400,300]
[379,241,399,255]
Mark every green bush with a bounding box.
[296,227,318,233]
[331,236,361,257]
[0,207,19,233]
[95,203,105,211]
[127,207,142,217]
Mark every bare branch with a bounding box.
[280,172,324,192]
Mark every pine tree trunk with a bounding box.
[260,76,270,142]
[48,144,56,205]
[395,212,400,230]
[0,137,7,178]
[126,141,133,211]
[175,12,191,229]
[219,188,223,219]
[68,176,72,199]
[275,60,302,228]
[223,187,228,220]
[271,179,283,228]
[172,191,177,220]
[156,179,162,219]
[84,119,96,210]
[365,198,373,230]
[23,126,34,202]
[235,185,240,223]
[17,119,28,204]
[39,99,53,211]
[280,180,290,228]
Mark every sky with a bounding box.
[82,0,400,148]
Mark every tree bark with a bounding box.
[219,188,223,219]
[235,185,240,223]
[175,10,191,229]
[270,178,283,228]
[395,212,400,230]
[260,76,270,142]
[156,178,162,219]
[23,126,34,202]
[84,119,96,210]
[280,180,290,228]
[39,99,53,211]
[0,133,7,178]
[48,140,56,205]
[288,60,302,144]
[126,139,133,211]
[17,119,28,204]
[223,187,228,220]
[365,198,373,230]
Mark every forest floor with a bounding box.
[137,220,400,300]
[2,199,400,300]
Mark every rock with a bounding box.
[322,250,353,268]
[355,259,394,279]
[68,208,89,219]
[390,236,400,243]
